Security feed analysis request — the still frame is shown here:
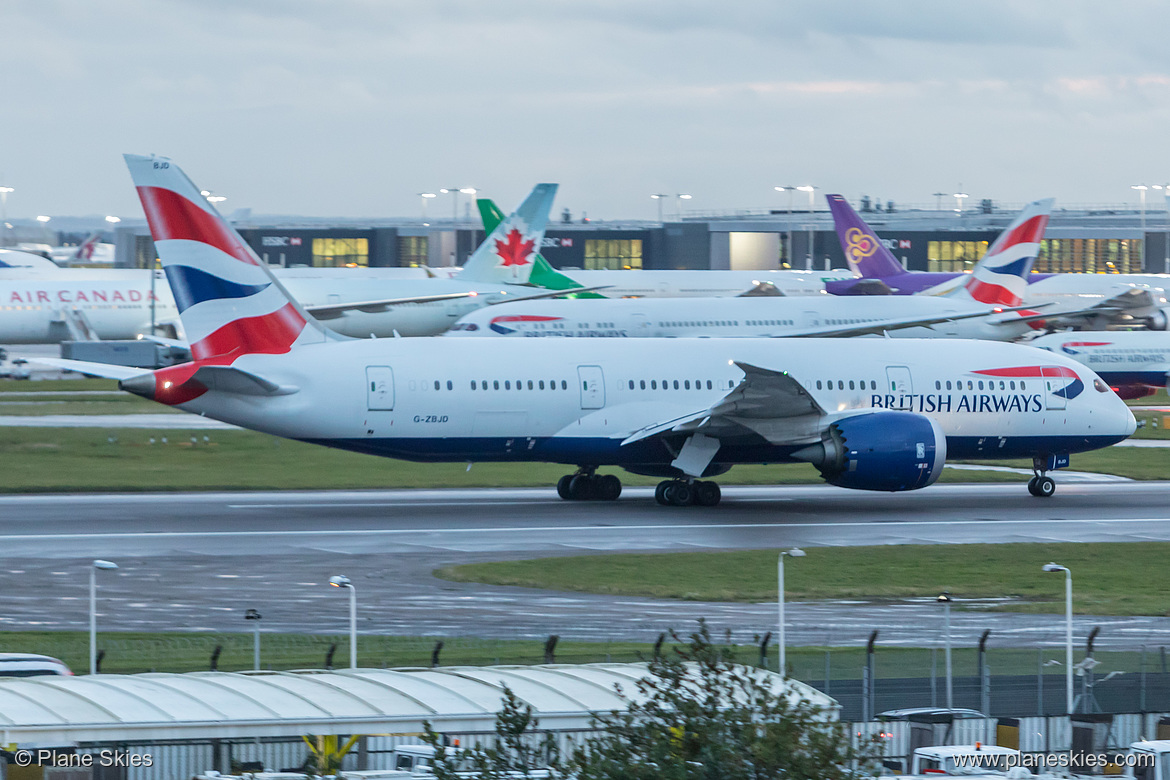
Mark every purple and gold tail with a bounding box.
[826,194,905,279]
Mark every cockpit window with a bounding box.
[1094,378,1110,393]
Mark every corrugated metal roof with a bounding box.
[0,663,836,744]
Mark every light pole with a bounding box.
[933,192,947,211]
[797,185,816,271]
[418,192,437,221]
[245,608,262,670]
[1133,185,1149,271]
[1043,563,1074,714]
[775,186,797,267]
[650,193,669,223]
[0,186,13,247]
[440,188,476,265]
[200,189,227,206]
[778,548,806,676]
[937,593,953,707]
[1153,185,1170,274]
[954,190,969,216]
[329,575,357,669]
[676,193,692,220]
[89,559,118,675]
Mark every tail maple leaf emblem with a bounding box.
[494,228,536,267]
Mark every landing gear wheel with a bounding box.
[694,481,722,507]
[596,474,622,501]
[1029,475,1056,498]
[556,475,573,500]
[665,481,694,506]
[655,481,670,505]
[568,475,595,501]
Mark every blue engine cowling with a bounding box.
[793,411,946,491]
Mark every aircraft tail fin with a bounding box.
[949,198,1054,306]
[457,184,557,284]
[123,154,334,363]
[71,232,104,263]
[475,197,601,295]
[826,194,906,278]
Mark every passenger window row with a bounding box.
[626,379,737,391]
[470,379,570,391]
[816,379,878,391]
[935,379,1027,391]
[658,320,740,328]
[746,319,795,327]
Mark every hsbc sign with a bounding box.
[541,237,573,248]
[261,236,304,247]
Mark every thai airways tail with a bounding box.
[826,194,906,278]
[948,198,1053,306]
[123,154,334,364]
[457,183,557,284]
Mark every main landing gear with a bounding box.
[556,468,622,501]
[654,479,721,507]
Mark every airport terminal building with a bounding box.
[111,202,1170,277]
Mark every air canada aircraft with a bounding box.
[43,155,1135,505]
[446,199,1059,341]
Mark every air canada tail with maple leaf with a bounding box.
[457,183,557,285]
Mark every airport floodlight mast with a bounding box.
[329,575,357,669]
[778,548,805,676]
[954,190,969,216]
[89,559,118,675]
[1133,185,1149,270]
[0,186,13,246]
[439,187,477,226]
[1042,562,1075,714]
[797,185,817,270]
[104,215,121,224]
[775,186,797,267]
[676,193,692,220]
[937,592,954,708]
[200,189,227,205]
[933,192,947,210]
[418,192,437,221]
[35,215,50,223]
[650,193,669,223]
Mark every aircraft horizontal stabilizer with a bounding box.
[305,291,478,319]
[781,304,1040,338]
[31,357,150,381]
[484,285,612,305]
[189,365,296,396]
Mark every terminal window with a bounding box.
[398,236,428,267]
[312,238,369,267]
[927,240,989,273]
[585,239,643,270]
[1033,238,1138,274]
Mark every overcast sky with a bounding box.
[3,1,1170,222]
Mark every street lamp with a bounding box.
[1133,185,1149,271]
[89,559,118,675]
[418,192,437,220]
[937,593,954,707]
[200,189,227,204]
[329,575,357,669]
[35,215,50,223]
[775,186,797,267]
[1152,185,1170,274]
[245,608,262,670]
[1043,562,1074,714]
[676,193,692,220]
[954,191,969,215]
[778,548,806,676]
[797,185,817,271]
[650,193,669,223]
[104,216,121,224]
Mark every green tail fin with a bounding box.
[476,198,606,297]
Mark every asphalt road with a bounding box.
[4,482,1170,648]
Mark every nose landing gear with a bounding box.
[556,468,622,501]
[654,479,721,507]
[1027,474,1056,497]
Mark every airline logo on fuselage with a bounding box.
[7,289,160,304]
[869,365,1082,414]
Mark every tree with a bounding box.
[425,621,876,780]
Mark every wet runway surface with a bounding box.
[3,482,1170,648]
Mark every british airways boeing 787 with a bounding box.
[45,156,1135,505]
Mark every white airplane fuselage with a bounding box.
[159,337,1134,470]
[538,269,855,298]
[1031,330,1170,397]
[445,294,1033,342]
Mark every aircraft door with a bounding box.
[1042,366,1067,410]
[366,366,395,410]
[886,365,913,394]
[578,365,605,409]
[631,313,650,335]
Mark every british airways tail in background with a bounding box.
[954,198,1053,306]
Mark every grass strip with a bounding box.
[436,542,1170,616]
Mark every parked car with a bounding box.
[0,653,73,677]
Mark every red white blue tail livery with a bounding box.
[960,198,1053,306]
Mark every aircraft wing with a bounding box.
[305,291,479,319]
[31,358,150,381]
[776,304,1039,338]
[622,361,827,447]
[484,285,612,305]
